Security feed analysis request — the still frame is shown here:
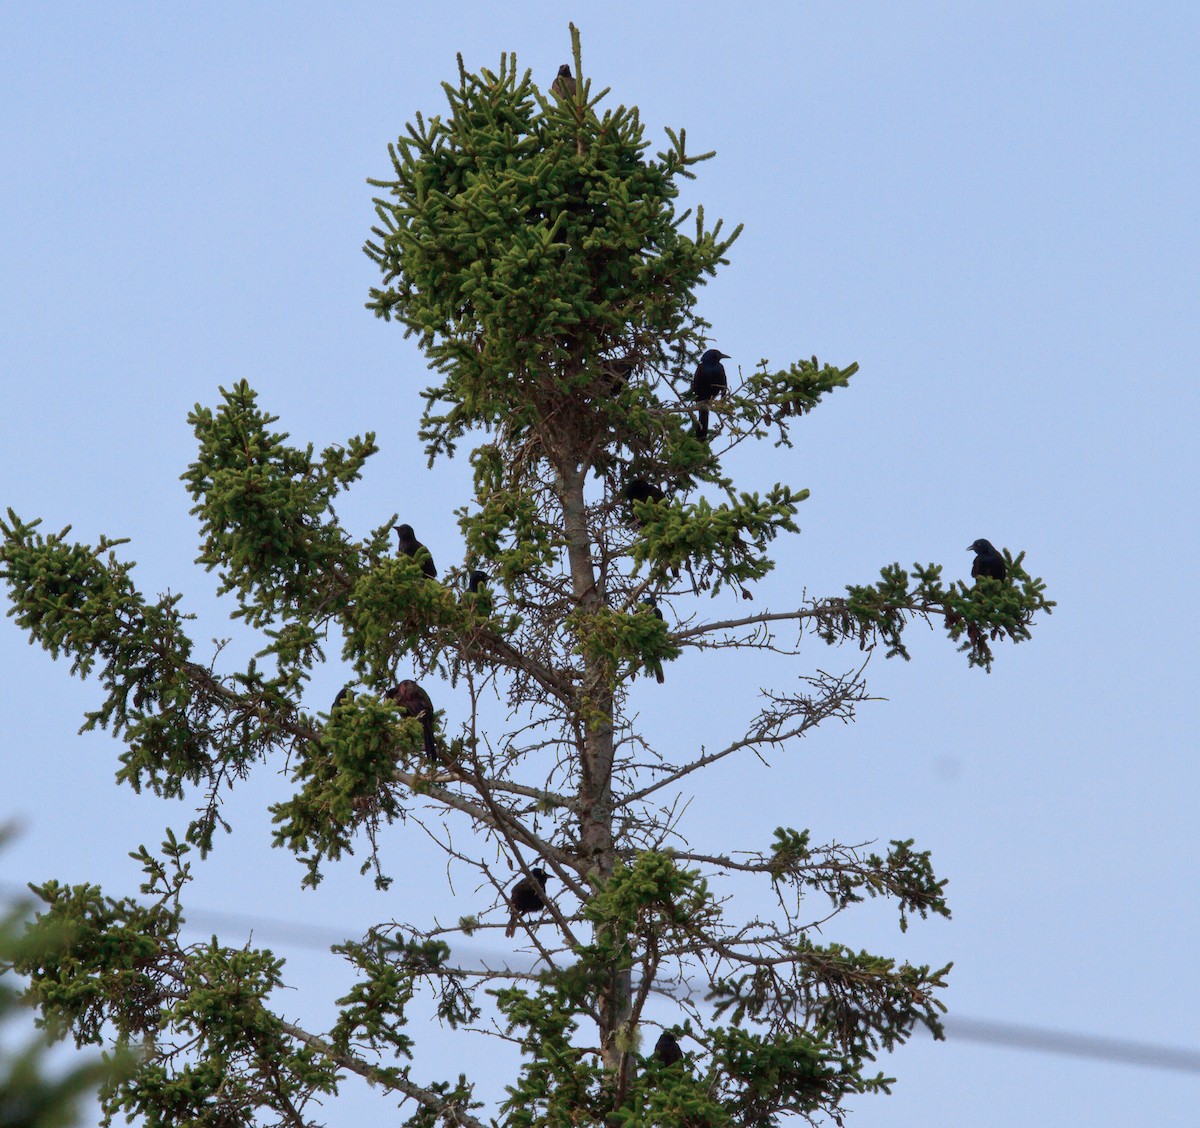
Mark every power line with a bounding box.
[6,887,1197,1075]
[941,1016,1200,1074]
[161,904,1200,1075]
[175,908,1200,1075]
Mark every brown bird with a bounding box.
[654,1031,683,1065]
[505,868,552,938]
[551,63,576,100]
[968,538,1006,582]
[394,524,437,578]
[384,680,436,759]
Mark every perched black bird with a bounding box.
[331,685,353,712]
[624,480,679,578]
[551,63,576,99]
[385,680,437,759]
[505,868,552,938]
[598,356,634,396]
[394,524,437,578]
[623,478,665,524]
[968,538,1006,582]
[654,1031,683,1066]
[691,349,730,440]
[642,597,666,684]
[467,570,489,594]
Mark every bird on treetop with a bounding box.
[505,868,553,938]
[551,63,576,99]
[968,538,1006,582]
[691,349,730,440]
[394,524,437,578]
[467,570,488,594]
[384,680,437,760]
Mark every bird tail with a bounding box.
[655,667,665,685]
[505,914,517,939]
[421,719,436,760]
[694,407,710,440]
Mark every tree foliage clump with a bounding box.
[1,28,1051,1126]
[0,828,139,1128]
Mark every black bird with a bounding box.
[551,64,576,100]
[968,538,1006,582]
[623,478,665,524]
[598,356,634,396]
[394,524,437,578]
[691,348,730,440]
[505,868,552,938]
[654,1031,683,1066]
[385,680,437,759]
[642,597,666,684]
[624,481,680,579]
[331,685,353,713]
[467,570,488,594]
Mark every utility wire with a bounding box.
[940,1016,1200,1074]
[174,908,1200,1075]
[6,887,1197,1075]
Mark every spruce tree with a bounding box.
[0,831,134,1128]
[0,30,1051,1126]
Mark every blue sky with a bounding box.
[2,3,1198,1124]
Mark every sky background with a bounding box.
[2,2,1198,1125]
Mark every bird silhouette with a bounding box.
[642,597,666,684]
[654,1031,683,1065]
[691,348,730,439]
[968,539,1006,582]
[384,680,437,759]
[623,478,665,524]
[467,570,488,594]
[551,64,576,100]
[394,524,437,578]
[598,356,634,396]
[331,685,353,713]
[505,868,552,938]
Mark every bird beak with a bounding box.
[719,352,731,359]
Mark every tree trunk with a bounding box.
[560,467,630,1080]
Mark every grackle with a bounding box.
[394,524,437,578]
[331,685,353,713]
[551,64,576,100]
[385,680,437,759]
[623,478,665,523]
[654,1031,683,1065]
[505,868,552,938]
[598,356,634,396]
[968,539,1006,582]
[642,597,666,684]
[691,348,730,440]
[467,570,489,594]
